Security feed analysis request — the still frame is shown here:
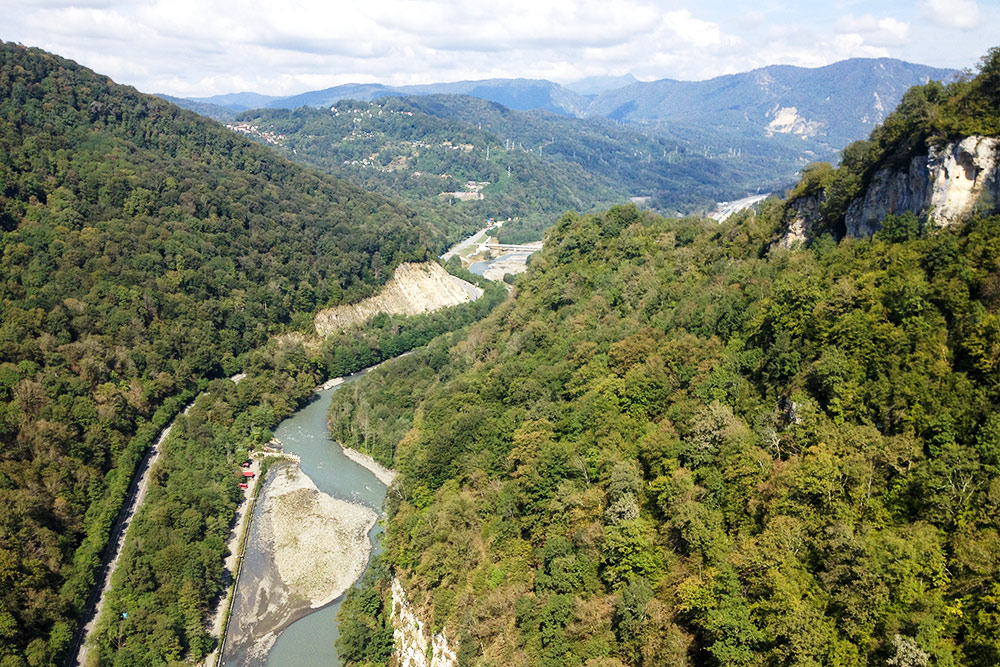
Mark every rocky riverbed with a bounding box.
[221,462,377,666]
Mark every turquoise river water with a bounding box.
[262,373,387,667]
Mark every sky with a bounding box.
[1,0,996,98]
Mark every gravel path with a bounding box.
[203,456,262,667]
[69,403,190,666]
[69,373,245,667]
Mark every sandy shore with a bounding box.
[221,462,377,666]
[317,376,345,391]
[341,445,398,486]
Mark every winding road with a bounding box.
[67,373,247,667]
[439,226,493,261]
[67,412,181,667]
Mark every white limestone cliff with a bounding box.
[777,194,821,249]
[845,135,1000,236]
[391,577,457,667]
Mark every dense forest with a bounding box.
[91,269,504,665]
[0,40,484,667]
[234,101,627,244]
[332,52,1000,666]
[234,96,800,243]
[327,327,470,470]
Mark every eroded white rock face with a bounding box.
[845,135,1000,236]
[927,135,1000,225]
[767,106,823,139]
[777,194,821,249]
[391,577,457,667]
[314,262,482,336]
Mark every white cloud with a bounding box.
[734,10,766,30]
[836,14,910,46]
[920,0,980,30]
[0,0,991,96]
[659,10,729,49]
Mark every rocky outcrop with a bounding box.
[391,577,457,667]
[777,194,822,249]
[314,262,482,336]
[766,106,823,139]
[845,135,1000,236]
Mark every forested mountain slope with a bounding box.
[340,206,1000,667]
[187,59,954,143]
[234,94,799,241]
[233,101,627,244]
[0,41,441,666]
[331,53,1000,667]
[155,94,237,122]
[782,47,1000,240]
[396,95,798,211]
[177,58,956,221]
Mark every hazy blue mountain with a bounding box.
[156,93,237,121]
[585,58,958,149]
[187,90,282,110]
[242,78,592,116]
[564,72,639,95]
[268,83,402,108]
[397,78,591,116]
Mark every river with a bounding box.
[225,238,493,664]
[469,251,534,278]
[223,371,387,666]
[440,222,541,281]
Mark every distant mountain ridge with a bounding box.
[565,73,640,95]
[163,57,960,232]
[188,90,283,110]
[586,58,957,150]
[177,58,957,150]
[219,78,593,117]
[156,93,238,120]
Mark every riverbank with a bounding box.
[205,456,263,667]
[474,252,533,281]
[341,446,397,486]
[317,376,345,391]
[222,461,377,666]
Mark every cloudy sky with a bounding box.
[1,0,995,97]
